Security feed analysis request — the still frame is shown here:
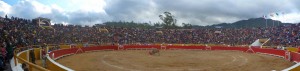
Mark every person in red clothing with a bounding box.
[41,46,47,68]
[0,46,6,69]
[1,46,6,63]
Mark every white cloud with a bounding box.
[0,0,108,26]
[1,0,300,26]
[50,4,64,12]
[271,12,300,23]
[67,0,106,13]
[104,0,161,24]
[9,0,52,19]
[152,0,300,25]
[30,0,51,14]
[0,1,11,16]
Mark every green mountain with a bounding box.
[96,18,294,29]
[207,18,292,28]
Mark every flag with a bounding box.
[275,13,279,16]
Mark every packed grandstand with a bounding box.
[2,16,300,46]
[0,15,300,71]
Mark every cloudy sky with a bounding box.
[1,0,300,26]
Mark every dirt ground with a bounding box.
[56,50,294,71]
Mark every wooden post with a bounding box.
[14,56,17,66]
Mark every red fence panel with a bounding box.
[166,46,206,50]
[50,48,77,58]
[252,48,286,57]
[49,45,300,63]
[290,52,300,62]
[82,46,118,51]
[47,45,300,71]
[211,46,248,52]
[123,45,161,49]
[50,45,118,59]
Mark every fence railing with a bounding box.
[14,44,300,71]
[13,48,50,71]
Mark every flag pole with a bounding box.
[273,19,275,27]
[266,19,267,27]
[265,17,268,28]
[272,13,275,27]
[278,20,279,26]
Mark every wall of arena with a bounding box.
[12,44,300,71]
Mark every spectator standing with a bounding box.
[1,46,6,66]
[0,46,4,70]
[41,47,47,68]
[29,49,36,64]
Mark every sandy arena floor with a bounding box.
[56,50,294,71]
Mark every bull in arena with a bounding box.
[149,48,160,56]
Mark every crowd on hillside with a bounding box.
[1,16,300,69]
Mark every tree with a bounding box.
[182,23,192,29]
[159,12,177,29]
[101,21,154,29]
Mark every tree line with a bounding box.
[95,12,193,29]
[93,11,291,29]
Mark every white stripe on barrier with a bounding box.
[255,52,285,58]
[46,54,75,71]
[283,62,300,71]
[53,53,75,60]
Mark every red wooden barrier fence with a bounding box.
[49,45,300,65]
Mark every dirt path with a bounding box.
[56,50,294,71]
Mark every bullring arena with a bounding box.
[12,44,300,71]
[57,50,292,71]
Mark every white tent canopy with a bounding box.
[250,38,270,48]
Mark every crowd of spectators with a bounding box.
[51,25,297,47]
[0,16,36,70]
[1,16,300,69]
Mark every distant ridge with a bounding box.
[207,18,292,28]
